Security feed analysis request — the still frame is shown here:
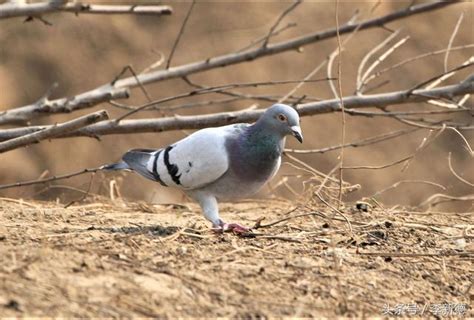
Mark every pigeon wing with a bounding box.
[123,124,246,190]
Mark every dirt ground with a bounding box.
[0,196,472,318]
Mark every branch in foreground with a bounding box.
[0,110,108,153]
[0,0,458,126]
[0,2,172,19]
[0,167,102,191]
[0,87,128,126]
[0,75,471,141]
[284,127,419,154]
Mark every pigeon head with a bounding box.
[258,104,303,143]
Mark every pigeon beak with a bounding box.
[291,125,303,143]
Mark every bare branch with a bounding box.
[0,0,458,126]
[0,76,471,141]
[0,2,173,20]
[0,87,128,126]
[0,110,108,153]
[0,167,102,191]
[285,127,419,154]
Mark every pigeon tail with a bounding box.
[100,161,130,171]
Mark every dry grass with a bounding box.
[0,196,472,317]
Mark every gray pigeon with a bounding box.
[103,104,303,233]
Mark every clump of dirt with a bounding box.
[0,197,472,317]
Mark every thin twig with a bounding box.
[285,153,341,184]
[253,211,326,229]
[345,108,469,117]
[369,180,446,198]
[343,154,414,170]
[238,22,297,53]
[141,51,165,74]
[314,191,353,235]
[343,126,444,171]
[285,127,419,154]
[335,0,346,208]
[64,171,96,208]
[448,153,474,187]
[0,167,102,191]
[166,1,195,69]
[447,127,474,156]
[278,61,327,104]
[364,44,474,88]
[358,251,473,258]
[262,0,301,48]
[408,60,474,94]
[444,13,464,73]
[420,193,474,207]
[356,30,400,94]
[359,36,410,94]
[112,65,152,102]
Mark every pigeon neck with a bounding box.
[226,121,284,182]
[244,121,285,155]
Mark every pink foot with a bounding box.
[213,220,250,234]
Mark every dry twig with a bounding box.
[444,13,464,72]
[335,0,346,207]
[166,1,195,69]
[0,167,102,191]
[262,0,301,48]
[0,2,173,19]
[448,153,474,187]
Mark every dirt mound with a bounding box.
[0,198,472,317]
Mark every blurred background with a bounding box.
[0,1,472,210]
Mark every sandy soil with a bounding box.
[0,197,472,318]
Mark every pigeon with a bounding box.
[102,104,303,233]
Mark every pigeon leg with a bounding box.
[214,220,250,234]
[191,192,250,233]
[194,192,222,225]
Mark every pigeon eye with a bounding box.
[277,114,287,122]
